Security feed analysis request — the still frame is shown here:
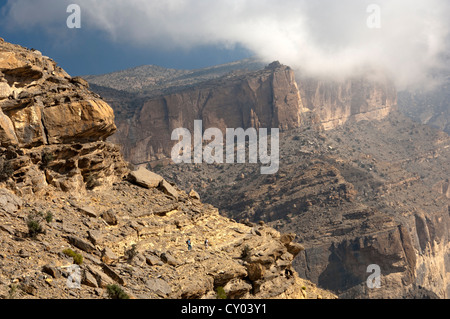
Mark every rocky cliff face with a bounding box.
[297,74,397,130]
[397,77,450,135]
[82,56,450,299]
[0,40,333,300]
[93,61,397,166]
[111,61,302,165]
[156,111,450,299]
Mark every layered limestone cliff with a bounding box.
[0,39,127,195]
[95,61,397,166]
[297,74,397,130]
[0,40,334,300]
[111,61,302,165]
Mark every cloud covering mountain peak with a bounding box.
[2,0,449,89]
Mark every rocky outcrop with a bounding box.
[0,167,336,299]
[0,40,127,195]
[0,42,116,147]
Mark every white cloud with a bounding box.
[2,0,450,89]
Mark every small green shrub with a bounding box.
[106,284,130,299]
[8,284,17,299]
[216,286,227,299]
[26,214,44,238]
[124,244,138,262]
[44,211,53,223]
[63,248,83,265]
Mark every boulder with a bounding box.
[223,278,252,299]
[146,255,163,266]
[86,265,114,288]
[178,274,214,299]
[101,209,118,226]
[0,82,11,99]
[146,278,172,296]
[158,180,179,200]
[82,269,98,288]
[102,264,126,286]
[0,188,22,214]
[0,108,18,146]
[160,252,180,267]
[246,263,265,281]
[0,224,15,236]
[66,235,97,254]
[42,264,61,279]
[280,233,296,244]
[76,205,98,218]
[101,247,119,265]
[87,229,103,245]
[285,242,305,257]
[71,76,89,88]
[189,189,200,200]
[42,99,116,145]
[128,166,163,189]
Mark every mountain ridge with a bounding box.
[0,39,333,300]
[83,57,450,298]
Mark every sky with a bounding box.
[1,0,450,90]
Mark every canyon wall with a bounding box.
[297,75,397,130]
[112,62,302,164]
[0,40,334,300]
[156,111,450,298]
[105,62,397,165]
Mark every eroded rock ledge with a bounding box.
[0,40,127,195]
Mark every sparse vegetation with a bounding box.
[26,211,54,238]
[0,157,14,182]
[63,248,84,265]
[106,284,130,299]
[216,286,227,299]
[26,213,44,238]
[124,244,138,262]
[44,211,53,223]
[8,284,18,299]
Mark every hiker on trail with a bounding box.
[186,238,192,251]
[204,238,209,249]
